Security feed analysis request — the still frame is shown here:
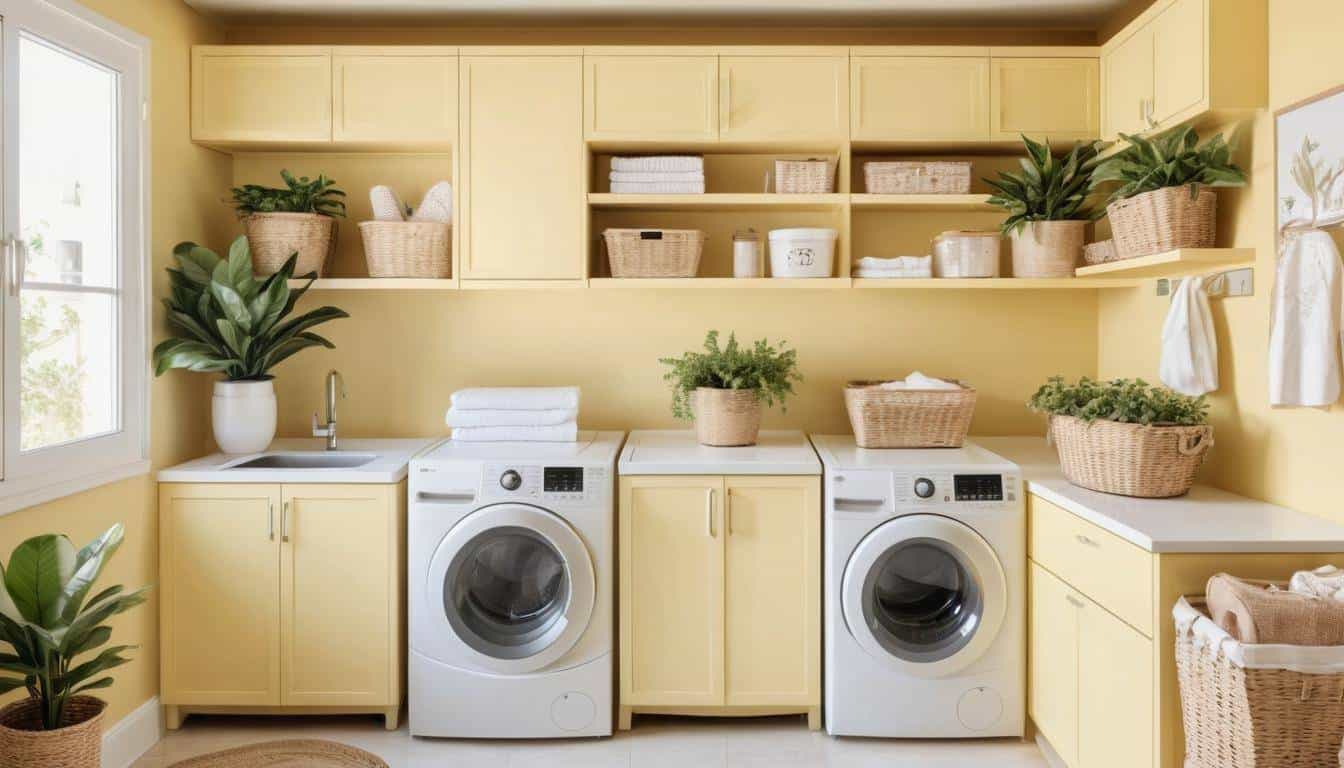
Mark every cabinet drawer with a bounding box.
[1029,494,1153,636]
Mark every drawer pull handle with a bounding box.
[1065,594,1086,608]
[706,489,715,538]
[1075,534,1100,547]
[836,497,886,511]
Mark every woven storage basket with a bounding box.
[359,221,452,278]
[0,696,106,768]
[844,380,976,448]
[864,161,972,194]
[693,388,762,447]
[243,212,336,277]
[1082,238,1121,265]
[775,158,837,194]
[1010,221,1085,278]
[1107,184,1217,259]
[604,229,705,278]
[1175,596,1344,768]
[1050,414,1212,498]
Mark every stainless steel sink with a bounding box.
[225,452,377,470]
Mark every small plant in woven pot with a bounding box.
[660,330,802,447]
[1028,377,1212,498]
[0,524,148,768]
[230,169,347,277]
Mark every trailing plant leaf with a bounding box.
[1091,125,1247,205]
[1027,376,1208,426]
[230,169,347,219]
[984,135,1105,235]
[659,330,803,421]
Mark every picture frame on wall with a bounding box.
[1275,83,1344,247]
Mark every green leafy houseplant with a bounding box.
[659,330,802,420]
[153,235,349,381]
[0,524,148,730]
[1091,125,1247,204]
[985,135,1105,235]
[230,169,346,218]
[1028,376,1209,426]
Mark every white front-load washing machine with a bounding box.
[408,431,624,738]
[812,435,1025,738]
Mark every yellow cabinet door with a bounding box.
[585,55,718,141]
[1029,562,1080,767]
[159,484,282,706]
[1102,28,1154,139]
[191,46,332,143]
[723,477,819,707]
[460,55,583,280]
[1151,0,1205,126]
[719,56,848,141]
[333,48,457,144]
[620,476,725,707]
[1078,596,1155,768]
[851,56,990,142]
[990,58,1100,143]
[280,484,399,707]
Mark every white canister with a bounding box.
[733,229,764,278]
[212,379,278,454]
[932,231,1002,278]
[768,228,838,278]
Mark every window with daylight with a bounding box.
[0,0,148,514]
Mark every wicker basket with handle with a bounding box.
[1050,414,1212,497]
[693,388,761,447]
[774,158,837,194]
[243,212,336,277]
[1107,184,1217,259]
[359,221,452,278]
[604,229,705,278]
[844,380,976,449]
[864,161,972,194]
[0,696,106,768]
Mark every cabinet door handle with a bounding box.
[1075,533,1100,548]
[726,491,733,535]
[1144,98,1159,129]
[706,488,715,537]
[1065,594,1086,608]
[268,501,275,541]
[282,500,291,543]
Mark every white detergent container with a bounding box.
[769,227,837,278]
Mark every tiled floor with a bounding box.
[131,714,1049,767]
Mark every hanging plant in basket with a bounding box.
[1028,376,1212,498]
[660,330,802,447]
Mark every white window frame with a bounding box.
[0,0,148,516]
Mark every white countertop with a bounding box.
[619,430,821,475]
[975,436,1344,554]
[158,438,440,484]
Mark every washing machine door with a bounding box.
[841,513,1007,678]
[425,502,596,675]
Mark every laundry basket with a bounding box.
[1174,596,1344,768]
[844,380,976,448]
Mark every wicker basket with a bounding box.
[359,221,451,278]
[1107,184,1217,259]
[604,229,705,278]
[844,380,976,448]
[0,696,106,768]
[693,388,761,447]
[775,158,837,194]
[243,212,336,277]
[1082,239,1122,265]
[1010,221,1085,278]
[1175,596,1344,768]
[864,161,972,194]
[1050,414,1212,498]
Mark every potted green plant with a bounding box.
[231,169,346,277]
[1090,125,1247,259]
[1028,376,1212,498]
[154,236,349,454]
[985,135,1105,278]
[0,524,148,768]
[660,330,802,447]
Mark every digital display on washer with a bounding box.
[954,474,1003,501]
[544,467,584,493]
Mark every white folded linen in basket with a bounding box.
[445,407,578,428]
[451,422,578,443]
[450,386,581,411]
[609,171,706,183]
[878,372,960,390]
[611,155,704,173]
[610,181,706,194]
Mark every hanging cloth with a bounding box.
[1269,229,1344,407]
[1160,276,1219,396]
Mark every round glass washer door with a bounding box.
[426,503,595,675]
[841,514,1006,678]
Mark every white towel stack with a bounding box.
[447,387,580,442]
[610,156,705,194]
[854,256,933,279]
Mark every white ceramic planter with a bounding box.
[212,380,277,454]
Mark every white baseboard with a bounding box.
[102,696,164,768]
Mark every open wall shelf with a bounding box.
[1074,248,1256,279]
[587,193,845,211]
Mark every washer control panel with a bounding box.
[483,464,607,503]
[894,472,1019,505]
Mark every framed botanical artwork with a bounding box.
[1276,83,1344,244]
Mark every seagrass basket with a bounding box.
[243,212,336,277]
[844,380,976,448]
[1050,414,1212,497]
[1107,184,1216,259]
[359,221,451,278]
[0,696,106,768]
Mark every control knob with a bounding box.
[913,477,936,499]
[500,469,523,491]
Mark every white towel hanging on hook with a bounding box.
[1269,229,1344,407]
[1161,275,1219,396]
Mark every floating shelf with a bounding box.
[850,194,999,212]
[1074,248,1255,279]
[587,193,845,211]
[589,277,851,290]
[853,277,1142,290]
[289,278,457,291]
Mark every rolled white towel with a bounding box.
[410,181,453,223]
[451,422,578,443]
[450,386,581,411]
[611,155,704,173]
[610,181,705,194]
[609,171,706,183]
[369,186,407,222]
[446,407,578,428]
[1289,566,1344,601]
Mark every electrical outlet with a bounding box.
[1156,278,1171,296]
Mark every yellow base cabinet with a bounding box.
[160,482,406,730]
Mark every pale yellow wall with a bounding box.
[0,0,230,729]
[1097,0,1344,519]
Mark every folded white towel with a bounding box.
[450,386,581,411]
[858,256,931,271]
[855,268,932,279]
[410,181,453,224]
[609,171,706,183]
[1290,565,1344,601]
[445,407,578,428]
[611,155,704,173]
[369,186,407,222]
[878,372,960,390]
[451,422,578,443]
[610,181,706,194]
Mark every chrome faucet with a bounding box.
[312,369,346,450]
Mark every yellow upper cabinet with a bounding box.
[851,52,990,142]
[990,57,1100,143]
[459,53,584,280]
[333,47,457,145]
[1150,0,1204,125]
[585,53,718,141]
[719,54,848,141]
[192,46,332,144]
[1102,27,1154,139]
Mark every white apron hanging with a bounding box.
[1160,276,1219,396]
[1269,229,1344,407]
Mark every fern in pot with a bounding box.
[985,135,1104,278]
[660,330,802,447]
[231,169,346,277]
[154,236,349,454]
[1029,376,1212,498]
